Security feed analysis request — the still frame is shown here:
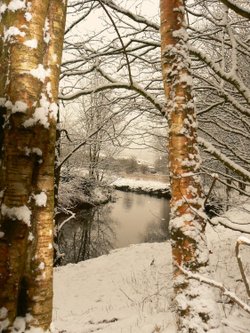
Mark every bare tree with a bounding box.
[60,0,250,186]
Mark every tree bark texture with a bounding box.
[0,0,67,331]
[160,1,222,332]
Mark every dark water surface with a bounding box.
[59,190,170,265]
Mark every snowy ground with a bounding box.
[111,177,170,197]
[111,177,169,190]
[55,171,250,332]
[53,201,250,333]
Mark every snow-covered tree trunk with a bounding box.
[0,0,67,331]
[160,1,222,332]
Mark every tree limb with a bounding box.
[177,264,250,315]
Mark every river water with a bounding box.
[58,190,170,265]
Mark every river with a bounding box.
[58,190,170,265]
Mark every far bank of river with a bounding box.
[111,177,171,198]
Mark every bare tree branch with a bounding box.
[178,264,250,315]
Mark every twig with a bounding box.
[98,0,133,85]
[204,173,218,206]
[177,264,250,315]
[119,288,135,303]
[58,210,76,232]
[235,236,250,298]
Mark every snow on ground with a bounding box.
[53,220,250,332]
[111,177,170,197]
[53,197,250,333]
[53,243,176,333]
[112,177,169,190]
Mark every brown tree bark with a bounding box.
[160,1,222,332]
[0,1,67,331]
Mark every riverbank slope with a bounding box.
[53,201,250,333]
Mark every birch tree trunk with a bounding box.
[0,0,67,331]
[160,1,222,332]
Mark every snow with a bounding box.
[0,4,7,15]
[25,147,43,157]
[28,232,34,241]
[198,137,250,181]
[32,192,47,207]
[112,177,170,196]
[11,316,50,333]
[38,262,45,270]
[13,317,26,333]
[237,235,250,245]
[52,199,250,333]
[12,101,28,113]
[211,203,250,233]
[23,39,38,49]
[24,12,32,22]
[32,148,42,156]
[53,243,176,333]
[4,26,25,41]
[1,204,31,226]
[23,94,56,129]
[0,307,8,319]
[7,0,26,12]
[30,65,49,83]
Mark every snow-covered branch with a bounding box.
[59,81,164,113]
[210,216,250,234]
[96,0,159,31]
[235,236,250,298]
[219,0,250,19]
[190,46,250,105]
[177,264,250,315]
[198,137,250,182]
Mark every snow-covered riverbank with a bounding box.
[53,201,250,333]
[112,177,171,198]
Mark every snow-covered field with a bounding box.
[55,169,250,332]
[53,202,250,333]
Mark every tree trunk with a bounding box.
[160,1,222,332]
[0,1,67,331]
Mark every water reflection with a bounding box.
[58,205,116,265]
[112,191,170,247]
[58,190,170,265]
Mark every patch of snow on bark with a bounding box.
[24,147,42,156]
[1,204,31,226]
[23,94,57,128]
[23,39,38,48]
[38,262,45,270]
[24,12,32,21]
[12,101,28,113]
[0,4,7,15]
[28,232,34,241]
[33,192,47,207]
[4,26,25,41]
[30,64,50,83]
[8,0,26,11]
